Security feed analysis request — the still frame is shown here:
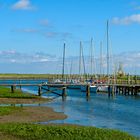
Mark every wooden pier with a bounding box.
[0,83,140,98]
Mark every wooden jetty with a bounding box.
[0,83,140,98]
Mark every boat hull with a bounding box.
[81,85,97,93]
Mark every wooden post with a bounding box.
[62,87,67,97]
[86,84,90,97]
[124,87,127,96]
[108,85,111,97]
[128,87,130,95]
[11,85,16,93]
[118,87,120,94]
[11,85,14,93]
[38,86,42,96]
[134,87,138,96]
[131,87,134,95]
[112,85,115,96]
[115,86,119,94]
[123,87,125,95]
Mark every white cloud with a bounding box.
[112,14,140,25]
[113,51,140,74]
[11,0,34,10]
[40,20,50,26]
[0,50,139,74]
[13,28,38,33]
[0,50,57,63]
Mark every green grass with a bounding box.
[0,123,138,140]
[0,86,39,99]
[0,106,22,116]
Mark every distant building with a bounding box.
[117,62,125,76]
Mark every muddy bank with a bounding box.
[0,97,51,104]
[0,106,67,123]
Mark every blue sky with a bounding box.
[0,0,140,74]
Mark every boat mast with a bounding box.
[62,43,65,81]
[70,60,73,79]
[107,20,110,84]
[79,41,82,81]
[81,42,86,76]
[100,41,103,75]
[90,38,93,75]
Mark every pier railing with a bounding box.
[108,79,140,85]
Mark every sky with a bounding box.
[0,0,140,74]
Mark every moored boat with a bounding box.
[81,85,97,93]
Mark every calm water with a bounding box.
[0,79,140,136]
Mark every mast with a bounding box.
[79,41,82,80]
[70,60,73,79]
[62,43,65,80]
[81,43,86,76]
[90,38,93,75]
[100,41,103,75]
[107,20,110,84]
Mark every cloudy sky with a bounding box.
[0,0,140,74]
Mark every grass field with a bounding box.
[0,123,138,140]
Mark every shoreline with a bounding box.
[0,86,67,123]
[0,97,51,104]
[0,106,67,123]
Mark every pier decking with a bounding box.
[0,82,140,98]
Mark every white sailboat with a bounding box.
[68,41,83,89]
[48,43,66,85]
[81,84,97,92]
[97,20,110,93]
[80,38,97,93]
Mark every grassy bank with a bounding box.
[0,73,66,79]
[0,123,138,140]
[0,86,50,104]
[0,106,22,116]
[0,86,39,99]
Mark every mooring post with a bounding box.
[62,87,67,97]
[131,87,134,95]
[86,84,90,97]
[125,87,127,95]
[38,85,42,96]
[118,87,120,94]
[11,85,16,93]
[108,85,111,97]
[115,86,118,95]
[19,79,22,90]
[134,87,138,96]
[112,85,116,96]
[11,85,14,93]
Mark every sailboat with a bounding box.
[97,20,111,93]
[67,42,82,89]
[48,43,66,86]
[80,38,97,93]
